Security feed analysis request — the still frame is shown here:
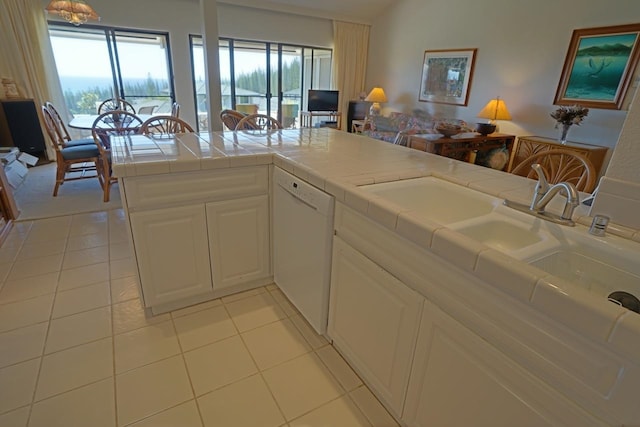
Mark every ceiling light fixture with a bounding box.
[46,0,100,26]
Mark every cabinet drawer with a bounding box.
[124,166,268,210]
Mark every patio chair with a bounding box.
[91,110,143,202]
[137,105,157,115]
[41,105,100,197]
[171,102,181,118]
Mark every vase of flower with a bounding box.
[550,105,589,145]
[559,123,571,144]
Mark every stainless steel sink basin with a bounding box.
[358,177,499,224]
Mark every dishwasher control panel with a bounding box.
[273,167,333,213]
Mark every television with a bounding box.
[307,90,339,112]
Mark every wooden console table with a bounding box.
[507,136,608,177]
[300,111,342,130]
[408,133,516,170]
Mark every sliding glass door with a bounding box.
[190,36,331,131]
[49,24,175,116]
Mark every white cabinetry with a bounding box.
[129,204,212,307]
[404,299,607,427]
[206,195,270,291]
[331,203,612,427]
[328,237,422,416]
[122,166,271,313]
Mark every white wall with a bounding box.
[367,0,640,153]
[607,78,640,182]
[42,0,333,127]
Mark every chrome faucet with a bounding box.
[529,164,579,220]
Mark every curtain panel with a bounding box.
[0,0,67,159]
[331,21,370,129]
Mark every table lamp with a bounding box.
[365,87,387,117]
[476,96,511,135]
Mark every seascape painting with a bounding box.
[555,24,640,110]
[564,33,637,100]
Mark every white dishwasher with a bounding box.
[273,167,334,334]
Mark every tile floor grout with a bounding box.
[0,210,398,427]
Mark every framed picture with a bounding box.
[419,48,477,106]
[554,23,640,110]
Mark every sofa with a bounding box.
[361,111,472,145]
[360,111,510,170]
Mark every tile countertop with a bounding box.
[111,128,640,361]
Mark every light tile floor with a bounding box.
[0,209,399,427]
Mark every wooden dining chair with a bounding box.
[91,110,143,202]
[220,109,246,130]
[97,98,136,114]
[235,113,283,131]
[41,106,100,197]
[44,102,95,148]
[140,116,195,136]
[510,148,597,192]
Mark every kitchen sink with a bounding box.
[526,234,640,299]
[358,176,499,224]
[359,176,640,306]
[454,218,546,252]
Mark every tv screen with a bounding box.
[308,90,339,112]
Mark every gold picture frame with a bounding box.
[418,48,477,106]
[554,23,640,110]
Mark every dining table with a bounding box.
[68,114,154,130]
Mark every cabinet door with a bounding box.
[403,299,608,427]
[206,195,270,291]
[328,238,422,415]
[130,204,212,307]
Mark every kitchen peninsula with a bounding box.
[112,128,640,427]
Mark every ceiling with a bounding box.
[217,0,396,23]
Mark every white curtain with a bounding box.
[0,0,67,159]
[331,21,370,130]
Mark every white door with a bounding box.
[403,299,609,427]
[328,238,422,415]
[206,195,270,291]
[129,204,212,307]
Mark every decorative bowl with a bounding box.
[435,124,462,138]
[476,123,497,136]
[420,133,443,141]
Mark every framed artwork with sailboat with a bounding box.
[554,23,640,110]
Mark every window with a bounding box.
[49,24,175,116]
[190,36,332,131]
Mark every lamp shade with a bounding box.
[365,87,387,103]
[46,0,100,25]
[477,97,512,121]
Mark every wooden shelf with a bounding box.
[408,133,516,170]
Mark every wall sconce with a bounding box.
[476,96,512,135]
[365,87,387,117]
[46,0,100,26]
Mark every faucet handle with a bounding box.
[529,163,549,210]
[531,164,549,193]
